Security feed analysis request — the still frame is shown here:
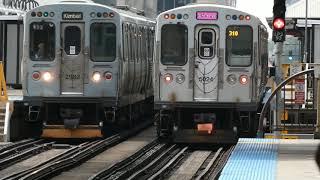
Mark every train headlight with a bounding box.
[164,14,170,19]
[32,71,41,81]
[43,72,53,82]
[164,73,173,84]
[176,74,185,84]
[239,75,249,85]
[227,74,237,85]
[92,72,101,82]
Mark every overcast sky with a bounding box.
[236,0,273,18]
[237,0,273,36]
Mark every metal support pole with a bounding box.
[315,78,320,138]
[303,0,308,63]
[274,42,284,138]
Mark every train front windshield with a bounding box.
[90,23,116,62]
[161,24,188,66]
[226,26,252,66]
[29,22,55,61]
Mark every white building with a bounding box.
[286,0,320,18]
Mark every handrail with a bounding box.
[257,69,314,138]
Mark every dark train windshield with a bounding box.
[161,24,188,66]
[29,22,55,61]
[90,23,116,62]
[226,26,252,66]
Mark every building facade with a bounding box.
[157,0,236,14]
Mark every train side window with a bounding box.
[226,26,253,66]
[90,23,116,62]
[161,24,188,66]
[29,22,55,61]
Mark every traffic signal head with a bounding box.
[273,0,286,18]
[272,0,286,42]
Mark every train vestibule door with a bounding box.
[60,23,84,95]
[194,25,219,101]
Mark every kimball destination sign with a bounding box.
[62,12,83,20]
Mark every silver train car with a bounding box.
[154,4,268,143]
[18,0,155,138]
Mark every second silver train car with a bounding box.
[154,4,268,143]
[17,0,155,139]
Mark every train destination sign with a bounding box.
[196,11,218,20]
[62,12,83,20]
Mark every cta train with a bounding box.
[154,4,269,143]
[16,0,155,139]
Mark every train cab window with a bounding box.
[198,29,215,58]
[161,24,188,66]
[90,23,116,62]
[226,26,252,66]
[29,22,55,61]
[64,26,81,55]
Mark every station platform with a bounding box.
[219,138,320,180]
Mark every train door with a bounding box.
[60,23,84,95]
[194,25,219,101]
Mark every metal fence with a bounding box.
[266,63,317,135]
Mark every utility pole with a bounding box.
[272,0,286,138]
[303,0,308,63]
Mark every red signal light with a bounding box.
[273,18,285,30]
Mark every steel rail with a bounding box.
[0,139,43,160]
[0,142,53,171]
[1,142,91,180]
[148,146,189,180]
[89,139,162,180]
[19,120,152,180]
[0,139,38,154]
[208,145,235,179]
[194,147,223,180]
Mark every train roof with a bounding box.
[27,0,154,23]
[157,3,263,24]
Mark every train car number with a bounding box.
[65,74,80,80]
[198,76,214,82]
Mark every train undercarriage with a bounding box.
[156,104,260,144]
[9,97,153,140]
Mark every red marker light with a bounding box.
[164,73,173,84]
[273,18,285,30]
[104,72,112,80]
[32,71,41,81]
[239,75,249,85]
